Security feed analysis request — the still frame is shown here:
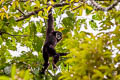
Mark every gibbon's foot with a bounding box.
[39,70,45,74]
[40,62,49,74]
[53,63,58,70]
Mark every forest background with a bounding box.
[0,0,120,80]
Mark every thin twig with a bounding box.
[0,31,28,37]
[73,4,82,11]
[90,0,120,11]
[17,8,26,16]
[9,2,26,16]
[6,33,28,37]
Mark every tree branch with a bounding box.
[6,33,28,37]
[16,9,44,22]
[90,0,120,11]
[15,3,69,22]
[17,8,26,16]
[73,5,82,11]
[15,0,120,22]
[0,31,28,37]
[19,0,35,2]
[9,2,26,17]
[53,3,69,7]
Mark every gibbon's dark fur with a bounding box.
[40,9,68,74]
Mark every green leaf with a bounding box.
[79,8,83,16]
[24,70,30,80]
[32,37,43,52]
[89,21,98,30]
[92,15,101,20]
[86,8,92,15]
[86,5,93,11]
[92,69,104,79]
[11,64,16,80]
[61,5,70,12]
[8,46,17,51]
[35,0,40,8]
[0,76,10,80]
[66,11,74,17]
[0,37,3,45]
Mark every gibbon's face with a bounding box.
[56,32,62,40]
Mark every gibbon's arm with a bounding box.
[46,9,54,36]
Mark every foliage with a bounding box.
[0,0,120,80]
[0,64,33,80]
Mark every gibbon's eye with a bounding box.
[56,32,62,40]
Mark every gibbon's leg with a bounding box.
[41,50,49,74]
[48,46,68,69]
[53,53,60,69]
[58,53,68,56]
[52,53,68,69]
[48,46,59,69]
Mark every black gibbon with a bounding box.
[40,8,68,74]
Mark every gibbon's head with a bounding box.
[53,31,62,42]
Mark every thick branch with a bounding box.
[90,0,120,11]
[15,3,69,22]
[19,0,35,2]
[16,9,44,22]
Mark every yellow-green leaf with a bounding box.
[42,16,48,19]
[0,76,10,80]
[12,1,16,9]
[47,6,52,11]
[15,1,19,7]
[38,11,42,16]
[51,0,55,5]
[11,65,16,80]
[35,0,40,8]
[74,0,79,2]
[86,5,93,11]
[70,0,74,3]
[79,8,83,16]
[1,13,5,20]
[3,6,7,11]
[0,0,4,5]
[6,14,9,19]
[61,5,69,12]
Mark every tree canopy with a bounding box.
[0,0,120,80]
